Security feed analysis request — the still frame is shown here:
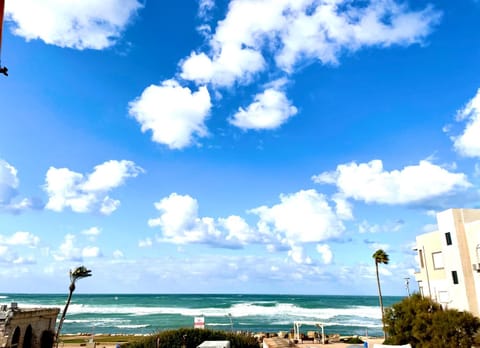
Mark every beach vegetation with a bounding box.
[383,293,480,348]
[122,328,259,348]
[340,336,364,344]
[372,249,389,338]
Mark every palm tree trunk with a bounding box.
[375,262,386,339]
[55,282,75,347]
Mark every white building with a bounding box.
[414,208,480,316]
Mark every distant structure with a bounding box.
[0,303,59,348]
[414,208,480,316]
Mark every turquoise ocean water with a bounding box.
[0,294,402,337]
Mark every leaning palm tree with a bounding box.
[55,266,92,347]
[372,249,389,339]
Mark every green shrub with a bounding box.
[341,336,364,344]
[384,293,480,348]
[122,328,259,348]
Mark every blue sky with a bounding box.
[1,0,480,295]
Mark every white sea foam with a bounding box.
[116,325,150,329]
[64,318,128,324]
[58,302,381,324]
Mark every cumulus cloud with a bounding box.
[288,245,312,265]
[44,160,143,214]
[0,159,36,213]
[180,0,440,84]
[81,227,101,237]
[148,193,254,246]
[316,244,333,264]
[313,160,470,205]
[53,234,82,261]
[148,190,347,250]
[53,234,102,261]
[129,80,212,149]
[230,86,298,130]
[452,88,480,157]
[220,215,257,244]
[133,0,439,149]
[0,231,40,265]
[0,231,40,247]
[251,189,346,243]
[5,0,143,50]
[82,246,101,258]
[275,1,440,71]
[0,160,19,205]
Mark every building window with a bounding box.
[452,271,459,285]
[419,249,424,268]
[445,232,452,245]
[432,252,444,269]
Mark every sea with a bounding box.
[0,294,402,338]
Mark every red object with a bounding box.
[0,0,4,54]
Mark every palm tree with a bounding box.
[55,266,92,347]
[372,249,389,338]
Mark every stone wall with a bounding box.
[0,304,59,348]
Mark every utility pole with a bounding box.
[404,277,410,297]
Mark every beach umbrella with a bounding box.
[0,0,8,76]
[55,266,92,347]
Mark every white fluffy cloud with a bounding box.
[135,0,439,149]
[53,234,82,261]
[44,160,143,214]
[288,245,312,265]
[5,0,142,50]
[81,227,101,237]
[149,190,346,249]
[82,246,101,258]
[53,234,102,261]
[181,0,440,84]
[0,159,18,204]
[251,189,346,243]
[0,159,34,213]
[452,88,480,157]
[275,0,440,71]
[0,231,39,265]
[221,215,257,244]
[313,160,470,204]
[148,193,256,246]
[0,231,40,247]
[316,244,333,265]
[129,80,212,149]
[230,87,298,130]
[0,159,20,208]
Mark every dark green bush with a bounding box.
[384,293,480,348]
[340,336,364,344]
[122,328,259,348]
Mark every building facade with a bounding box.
[0,303,59,348]
[414,208,480,316]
